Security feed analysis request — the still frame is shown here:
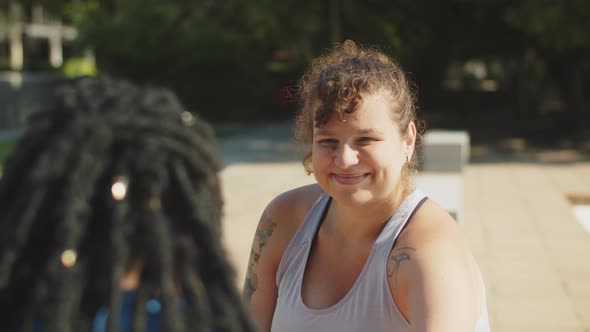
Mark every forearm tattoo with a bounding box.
[244,211,276,301]
[387,246,416,283]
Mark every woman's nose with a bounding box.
[334,144,359,168]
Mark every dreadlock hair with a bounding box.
[0,77,256,332]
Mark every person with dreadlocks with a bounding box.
[0,77,256,332]
[244,41,490,332]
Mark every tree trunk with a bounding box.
[329,0,341,45]
[516,56,529,130]
[568,55,585,143]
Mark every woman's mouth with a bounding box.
[332,173,369,185]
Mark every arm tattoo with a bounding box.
[244,211,277,301]
[387,246,416,283]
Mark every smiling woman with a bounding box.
[243,41,490,332]
[310,92,414,207]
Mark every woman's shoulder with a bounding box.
[253,183,324,274]
[396,199,475,269]
[403,199,464,245]
[264,183,324,229]
[389,198,487,327]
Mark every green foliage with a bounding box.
[0,139,16,176]
[62,57,98,77]
[29,0,588,129]
[340,2,402,56]
[54,0,311,121]
[506,0,590,51]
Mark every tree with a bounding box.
[506,0,590,139]
[34,0,326,121]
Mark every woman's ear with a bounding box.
[405,121,417,159]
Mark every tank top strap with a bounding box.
[374,190,428,253]
[297,192,331,243]
[275,192,331,287]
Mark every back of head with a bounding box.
[0,77,255,332]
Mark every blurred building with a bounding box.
[0,1,77,70]
[0,2,78,131]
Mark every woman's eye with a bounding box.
[357,137,376,144]
[317,139,337,144]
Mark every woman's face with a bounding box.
[311,91,416,207]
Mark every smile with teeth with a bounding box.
[332,173,369,185]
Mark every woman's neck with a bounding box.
[325,186,408,244]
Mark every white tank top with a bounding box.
[271,190,490,332]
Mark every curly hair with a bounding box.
[294,40,422,183]
[0,77,256,332]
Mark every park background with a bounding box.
[1,1,589,143]
[1,1,590,331]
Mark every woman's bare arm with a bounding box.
[243,184,323,331]
[388,201,487,332]
[243,209,281,332]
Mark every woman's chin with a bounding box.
[330,189,375,206]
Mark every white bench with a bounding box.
[420,130,470,172]
[416,130,469,223]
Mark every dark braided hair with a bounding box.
[0,77,256,332]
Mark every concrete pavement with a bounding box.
[219,122,590,332]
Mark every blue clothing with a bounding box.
[33,291,162,332]
[92,291,161,332]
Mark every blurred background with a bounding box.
[0,0,589,141]
[1,1,590,331]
